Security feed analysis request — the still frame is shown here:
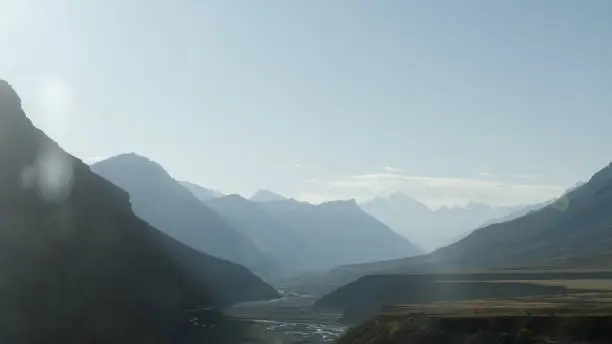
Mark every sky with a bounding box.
[1,0,611,208]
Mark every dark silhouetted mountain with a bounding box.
[91,154,278,277]
[205,195,316,271]
[257,198,423,270]
[181,181,224,201]
[0,80,278,343]
[360,192,530,251]
[250,189,286,202]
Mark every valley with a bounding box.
[2,8,612,340]
[208,272,612,343]
[225,291,348,344]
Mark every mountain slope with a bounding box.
[360,192,435,248]
[446,202,550,246]
[0,80,278,343]
[334,162,612,277]
[430,163,612,268]
[91,154,277,277]
[258,199,423,269]
[360,192,525,251]
[206,195,315,271]
[181,181,224,201]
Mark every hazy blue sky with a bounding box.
[1,0,611,207]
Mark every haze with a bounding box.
[2,0,611,208]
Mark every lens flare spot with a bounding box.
[34,146,74,203]
[552,195,570,212]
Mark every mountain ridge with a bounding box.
[258,198,423,270]
[181,181,224,201]
[360,192,537,251]
[332,161,612,279]
[250,189,286,202]
[91,154,278,277]
[0,80,279,343]
[206,194,316,273]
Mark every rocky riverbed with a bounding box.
[223,290,349,343]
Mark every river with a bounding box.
[223,290,349,343]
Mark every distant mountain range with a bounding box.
[205,195,315,271]
[431,167,612,269]
[91,158,422,275]
[0,80,278,342]
[208,194,422,272]
[91,154,278,278]
[250,189,286,202]
[360,192,535,251]
[331,161,612,279]
[257,198,423,269]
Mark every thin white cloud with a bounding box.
[479,172,493,177]
[383,166,401,173]
[259,162,302,170]
[301,172,565,207]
